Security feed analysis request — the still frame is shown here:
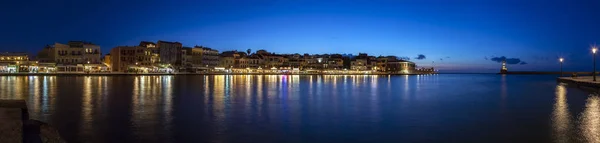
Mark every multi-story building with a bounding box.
[376,56,395,72]
[283,54,304,69]
[110,46,137,72]
[351,53,370,71]
[386,60,416,73]
[219,56,235,68]
[139,41,160,64]
[367,56,377,70]
[36,41,104,72]
[190,47,203,67]
[327,54,344,70]
[199,46,219,68]
[374,56,415,73]
[181,47,193,68]
[236,57,249,68]
[157,40,182,66]
[219,50,242,68]
[256,50,284,68]
[305,54,325,70]
[351,59,368,71]
[248,56,260,68]
[49,41,101,64]
[0,52,34,73]
[110,45,158,72]
[103,54,111,68]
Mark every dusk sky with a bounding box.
[2,0,600,72]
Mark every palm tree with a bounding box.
[247,49,251,55]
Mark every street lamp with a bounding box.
[559,58,564,77]
[593,46,598,81]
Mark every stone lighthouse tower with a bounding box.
[500,60,508,74]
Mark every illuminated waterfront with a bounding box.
[0,75,598,142]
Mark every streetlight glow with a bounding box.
[559,57,564,77]
[594,45,598,81]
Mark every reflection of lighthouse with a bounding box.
[500,60,508,74]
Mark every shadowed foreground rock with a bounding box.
[24,120,65,143]
[0,100,65,143]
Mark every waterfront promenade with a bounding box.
[0,72,435,76]
[557,76,600,90]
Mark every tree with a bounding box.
[247,49,251,55]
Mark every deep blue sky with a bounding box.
[2,0,599,72]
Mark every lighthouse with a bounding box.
[500,60,508,74]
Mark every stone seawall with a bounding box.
[0,100,64,143]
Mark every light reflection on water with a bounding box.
[580,95,600,143]
[552,84,572,143]
[1,75,600,142]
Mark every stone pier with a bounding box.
[0,100,64,143]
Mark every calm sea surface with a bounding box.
[0,74,597,143]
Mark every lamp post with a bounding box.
[594,47,598,81]
[559,58,564,77]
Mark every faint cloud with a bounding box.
[398,56,411,60]
[520,61,527,65]
[489,56,525,65]
[415,54,426,60]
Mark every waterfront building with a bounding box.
[110,45,163,73]
[181,47,193,70]
[327,54,344,70]
[37,41,105,72]
[219,56,235,69]
[376,56,397,72]
[0,52,37,73]
[386,59,416,73]
[305,54,326,70]
[248,55,261,68]
[283,54,304,69]
[350,53,369,71]
[190,47,203,67]
[351,58,368,71]
[157,40,182,67]
[236,57,249,68]
[367,56,377,71]
[256,50,284,68]
[102,54,111,69]
[199,46,219,68]
[139,41,160,64]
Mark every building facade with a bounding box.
[110,46,157,72]
[50,41,101,64]
[157,40,182,66]
[35,41,104,72]
[0,52,33,73]
[200,46,219,68]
